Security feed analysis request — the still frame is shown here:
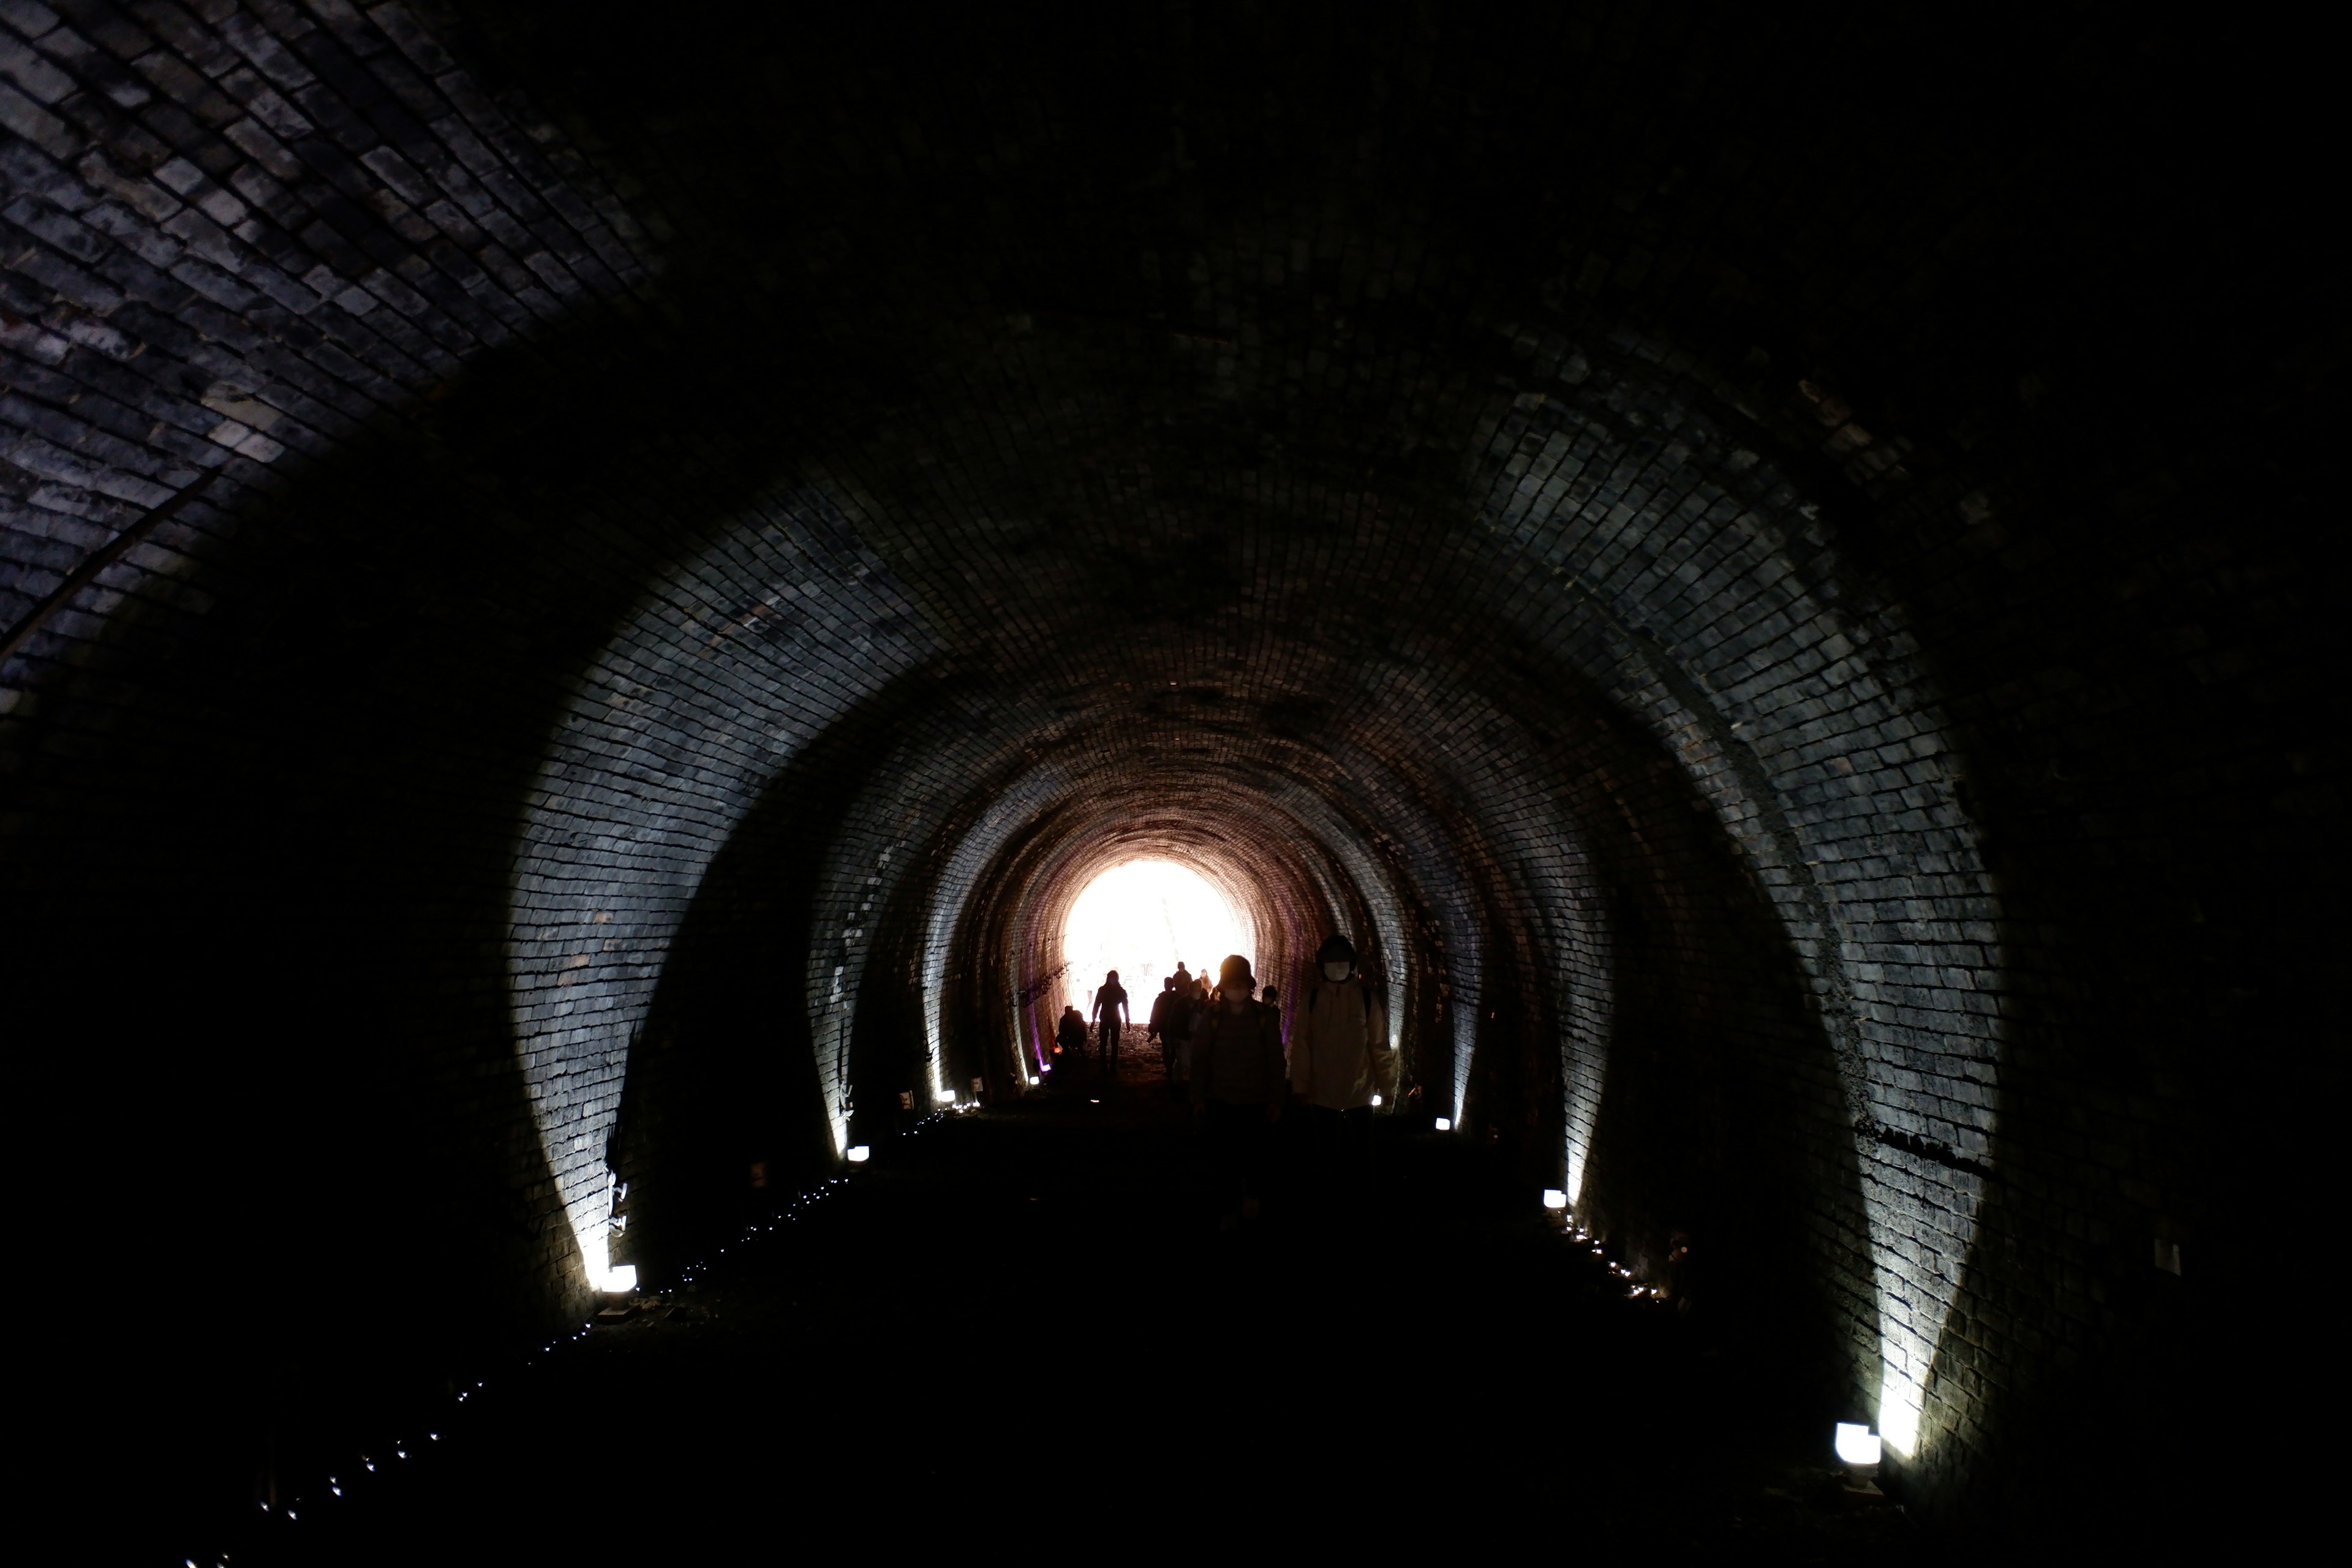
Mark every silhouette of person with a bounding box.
[1191,954,1286,1223]
[1148,975,1182,1078]
[1289,934,1395,1203]
[1054,1004,1087,1074]
[1092,968,1130,1074]
[1159,964,1202,1082]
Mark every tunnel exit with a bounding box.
[1060,858,1254,1017]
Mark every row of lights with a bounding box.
[1545,1196,1675,1305]
[187,1131,935,1568]
[1542,1189,1890,1476]
[851,1087,990,1162]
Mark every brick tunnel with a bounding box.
[1,2,2329,1559]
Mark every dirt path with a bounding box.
[233,1069,1924,1561]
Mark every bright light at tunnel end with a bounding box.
[1062,858,1251,1012]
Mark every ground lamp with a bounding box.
[1835,1422,1884,1498]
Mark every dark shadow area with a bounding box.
[209,1079,1934,1564]
[1540,738,1873,1433]
[609,668,959,1286]
[1,4,2324,1559]
[1,271,914,1558]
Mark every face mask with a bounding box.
[1322,962,1352,982]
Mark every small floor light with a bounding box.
[1542,1189,1567,1210]
[602,1265,638,1294]
[1836,1421,1884,1500]
[846,1145,871,1163]
[1434,1117,1452,1131]
[1834,1423,1882,1466]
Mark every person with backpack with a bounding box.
[1191,954,1287,1223]
[1054,1004,1088,1076]
[1288,934,1395,1206]
[1147,976,1180,1077]
[1160,964,1202,1084]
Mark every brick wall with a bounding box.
[4,1,2326,1551]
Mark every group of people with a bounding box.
[1053,934,1395,1223]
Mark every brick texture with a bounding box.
[2,1,2329,1550]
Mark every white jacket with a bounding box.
[1288,978,1395,1110]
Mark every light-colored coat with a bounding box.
[1289,978,1395,1110]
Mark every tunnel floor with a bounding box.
[250,1057,1925,1562]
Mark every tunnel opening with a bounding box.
[1058,856,1253,1022]
[978,791,1365,1098]
[0,3,2313,1555]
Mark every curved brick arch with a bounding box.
[3,2,2322,1548]
[1455,331,2004,1450]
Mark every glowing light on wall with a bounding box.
[1434,1117,1452,1131]
[1542,1189,1567,1210]
[1449,995,1479,1125]
[846,1145,871,1163]
[1834,1423,1882,1466]
[1878,1366,1922,1457]
[1060,859,1251,1016]
[576,1223,636,1294]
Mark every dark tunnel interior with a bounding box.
[0,1,2334,1558]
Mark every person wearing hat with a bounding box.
[1288,934,1395,1200]
[1190,953,1287,1223]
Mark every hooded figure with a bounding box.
[1289,934,1395,1111]
[1191,954,1286,1221]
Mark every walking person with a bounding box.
[1288,935,1395,1212]
[1054,1004,1088,1077]
[1163,965,1200,1085]
[1191,954,1286,1224]
[1092,969,1130,1076]
[1148,976,1183,1079]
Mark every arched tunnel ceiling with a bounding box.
[504,309,1994,1455]
[0,0,2328,1537]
